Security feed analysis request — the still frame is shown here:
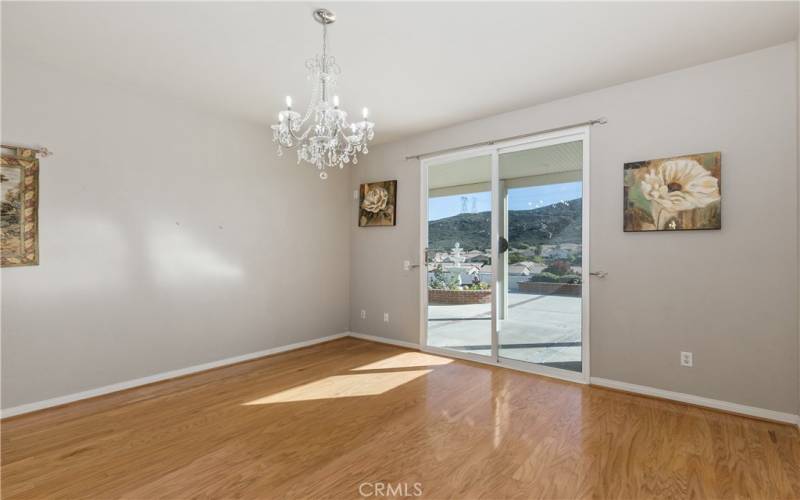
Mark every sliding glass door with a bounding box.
[421,128,589,381]
[424,153,493,358]
[497,140,585,374]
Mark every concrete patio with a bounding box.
[427,292,582,372]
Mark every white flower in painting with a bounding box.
[361,186,389,213]
[640,159,720,229]
[641,159,720,211]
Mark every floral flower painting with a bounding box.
[359,180,397,227]
[624,152,721,232]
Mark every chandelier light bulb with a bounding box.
[270,8,375,179]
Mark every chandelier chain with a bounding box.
[322,22,327,63]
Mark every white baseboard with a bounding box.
[0,332,349,419]
[590,377,800,426]
[6,334,796,428]
[347,331,420,350]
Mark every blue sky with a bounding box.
[428,181,582,221]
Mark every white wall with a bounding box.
[350,43,799,415]
[2,39,797,419]
[0,55,351,410]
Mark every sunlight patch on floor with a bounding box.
[243,370,432,404]
[351,352,453,371]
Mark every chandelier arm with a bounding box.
[343,123,365,145]
[341,133,351,146]
[334,124,351,144]
[278,115,313,145]
[341,135,354,149]
[340,128,362,149]
[299,78,318,124]
[287,121,312,143]
[297,127,312,141]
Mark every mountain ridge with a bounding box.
[428,198,582,251]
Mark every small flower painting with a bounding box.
[359,180,397,227]
[624,152,721,232]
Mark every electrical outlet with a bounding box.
[403,260,410,271]
[353,189,359,200]
[680,351,693,367]
[360,310,366,320]
[383,313,389,322]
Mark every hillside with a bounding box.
[428,198,582,251]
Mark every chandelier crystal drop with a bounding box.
[271,8,374,179]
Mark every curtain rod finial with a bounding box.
[1,144,53,157]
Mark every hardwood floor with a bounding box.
[2,337,799,499]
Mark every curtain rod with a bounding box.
[1,143,53,157]
[404,117,607,161]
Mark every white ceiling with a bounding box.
[2,2,798,144]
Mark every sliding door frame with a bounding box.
[419,145,497,367]
[419,126,591,384]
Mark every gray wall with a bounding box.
[350,43,799,415]
[1,55,351,409]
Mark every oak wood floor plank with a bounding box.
[2,338,798,499]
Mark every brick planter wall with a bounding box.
[428,289,492,305]
[517,282,582,297]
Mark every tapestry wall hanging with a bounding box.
[1,148,39,266]
[624,152,721,232]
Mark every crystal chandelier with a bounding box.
[271,8,375,180]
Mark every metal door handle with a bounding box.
[589,271,608,278]
[498,237,509,254]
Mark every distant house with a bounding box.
[560,243,581,253]
[541,246,568,259]
[540,244,580,259]
[466,254,490,263]
[433,252,449,263]
[508,263,531,276]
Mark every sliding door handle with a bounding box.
[498,236,509,254]
[589,271,608,278]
